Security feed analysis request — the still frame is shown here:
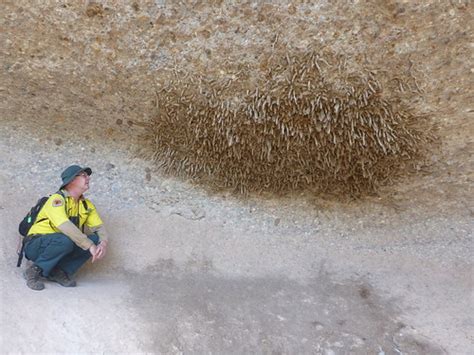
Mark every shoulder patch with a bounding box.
[52,198,64,207]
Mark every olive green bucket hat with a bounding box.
[60,165,92,189]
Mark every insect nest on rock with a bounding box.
[140,49,436,197]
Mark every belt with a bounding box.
[24,234,41,244]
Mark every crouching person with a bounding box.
[23,165,109,290]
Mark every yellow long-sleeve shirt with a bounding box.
[28,189,107,250]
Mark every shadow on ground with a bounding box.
[127,263,445,354]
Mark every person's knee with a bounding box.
[53,234,75,253]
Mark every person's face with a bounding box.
[68,171,90,192]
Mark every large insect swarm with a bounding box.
[141,49,436,197]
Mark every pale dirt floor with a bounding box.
[0,117,472,354]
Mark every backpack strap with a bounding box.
[51,190,69,230]
[81,199,88,232]
[17,239,26,267]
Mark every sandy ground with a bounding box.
[0,116,472,354]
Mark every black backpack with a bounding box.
[17,191,65,267]
[18,196,52,237]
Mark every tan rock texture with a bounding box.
[1,1,471,196]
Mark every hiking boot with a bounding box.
[23,265,45,291]
[48,268,76,287]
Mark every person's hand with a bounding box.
[89,244,99,263]
[95,241,108,260]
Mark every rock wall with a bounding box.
[1,0,472,194]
